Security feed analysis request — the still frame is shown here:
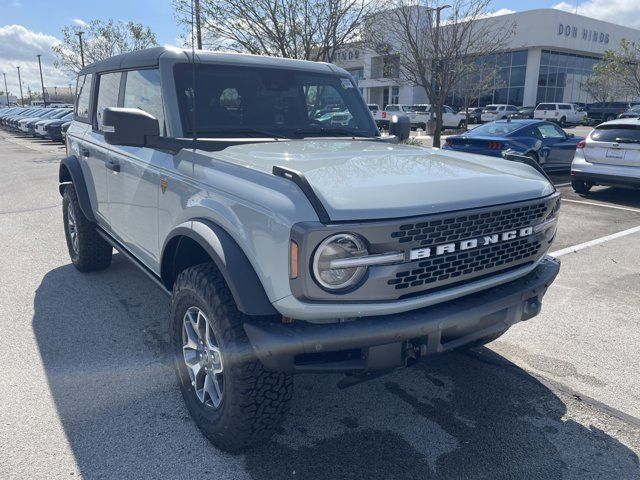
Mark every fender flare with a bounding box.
[58,155,97,223]
[161,219,278,317]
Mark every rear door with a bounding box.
[585,124,640,167]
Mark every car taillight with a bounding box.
[576,140,586,149]
[444,139,452,146]
[487,141,503,150]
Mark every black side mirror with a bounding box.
[389,113,411,141]
[567,133,575,138]
[102,107,159,147]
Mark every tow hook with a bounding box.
[523,296,541,320]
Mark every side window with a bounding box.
[75,74,92,122]
[537,124,566,139]
[95,72,122,131]
[444,106,453,114]
[559,104,571,110]
[123,69,165,134]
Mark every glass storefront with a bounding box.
[536,50,600,104]
[446,50,528,108]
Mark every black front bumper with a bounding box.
[244,256,560,373]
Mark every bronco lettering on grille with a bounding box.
[409,227,533,261]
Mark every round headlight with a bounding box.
[312,233,368,291]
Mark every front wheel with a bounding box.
[572,179,593,194]
[170,263,293,452]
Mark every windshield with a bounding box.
[174,63,377,139]
[466,122,523,136]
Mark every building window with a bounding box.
[536,49,601,104]
[390,86,399,104]
[371,55,400,79]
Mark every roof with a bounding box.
[78,47,343,76]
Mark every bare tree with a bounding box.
[599,39,640,99]
[580,58,630,104]
[366,1,515,147]
[173,0,382,62]
[457,62,503,129]
[52,20,158,74]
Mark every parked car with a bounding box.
[480,104,518,122]
[533,103,587,127]
[571,118,640,193]
[60,121,71,142]
[36,111,74,139]
[509,106,536,119]
[583,102,633,123]
[410,104,467,130]
[443,119,583,170]
[25,108,72,135]
[59,47,560,452]
[617,105,640,119]
[462,107,483,124]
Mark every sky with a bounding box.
[2,0,640,99]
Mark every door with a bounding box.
[535,123,575,168]
[106,69,166,269]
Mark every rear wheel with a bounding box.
[558,116,566,127]
[457,119,466,130]
[170,263,293,452]
[571,179,593,194]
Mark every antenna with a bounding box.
[190,0,197,145]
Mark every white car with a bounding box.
[410,104,467,130]
[481,104,518,122]
[534,103,587,127]
[571,118,640,193]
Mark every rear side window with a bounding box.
[123,69,165,135]
[558,104,571,110]
[75,74,92,122]
[386,106,399,111]
[537,104,555,110]
[95,72,122,131]
[591,125,640,142]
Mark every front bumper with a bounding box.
[245,256,560,373]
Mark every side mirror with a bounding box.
[102,107,159,147]
[567,133,575,138]
[389,113,411,141]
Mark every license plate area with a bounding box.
[606,148,625,159]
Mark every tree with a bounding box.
[52,20,158,74]
[599,39,640,99]
[581,56,630,104]
[365,0,515,147]
[172,0,382,62]
[457,62,503,129]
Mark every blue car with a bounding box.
[442,119,584,170]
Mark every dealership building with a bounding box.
[334,8,640,108]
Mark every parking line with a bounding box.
[554,182,571,187]
[549,225,640,257]
[561,198,640,214]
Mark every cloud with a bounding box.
[487,8,516,17]
[554,0,640,29]
[72,18,87,27]
[0,25,74,97]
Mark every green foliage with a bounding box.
[52,19,158,74]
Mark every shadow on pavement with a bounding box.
[33,258,640,479]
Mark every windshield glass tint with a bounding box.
[467,122,522,136]
[174,64,376,138]
[591,125,640,142]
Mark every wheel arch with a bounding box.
[161,219,278,317]
[59,155,97,223]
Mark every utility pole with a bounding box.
[76,31,85,68]
[16,66,24,106]
[194,0,203,49]
[36,54,47,107]
[2,73,9,106]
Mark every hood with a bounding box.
[209,140,555,221]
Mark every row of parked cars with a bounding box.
[0,106,72,142]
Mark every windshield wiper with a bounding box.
[293,127,372,138]
[196,127,287,139]
[615,137,640,144]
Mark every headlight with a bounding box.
[312,233,368,291]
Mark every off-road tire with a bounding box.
[170,263,293,452]
[571,179,593,194]
[62,185,112,272]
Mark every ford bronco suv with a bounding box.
[59,47,561,451]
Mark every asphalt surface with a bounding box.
[0,130,638,479]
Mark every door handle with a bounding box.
[106,160,121,173]
[80,147,90,157]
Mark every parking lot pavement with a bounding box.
[1,131,639,479]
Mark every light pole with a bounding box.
[2,73,9,106]
[76,31,85,68]
[36,54,47,107]
[16,66,24,106]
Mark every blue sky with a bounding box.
[2,0,640,96]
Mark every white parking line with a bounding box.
[550,225,640,257]
[561,198,640,214]
[554,182,571,187]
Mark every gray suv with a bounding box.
[59,47,561,451]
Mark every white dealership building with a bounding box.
[335,8,640,108]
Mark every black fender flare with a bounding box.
[58,155,97,223]
[161,219,278,316]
